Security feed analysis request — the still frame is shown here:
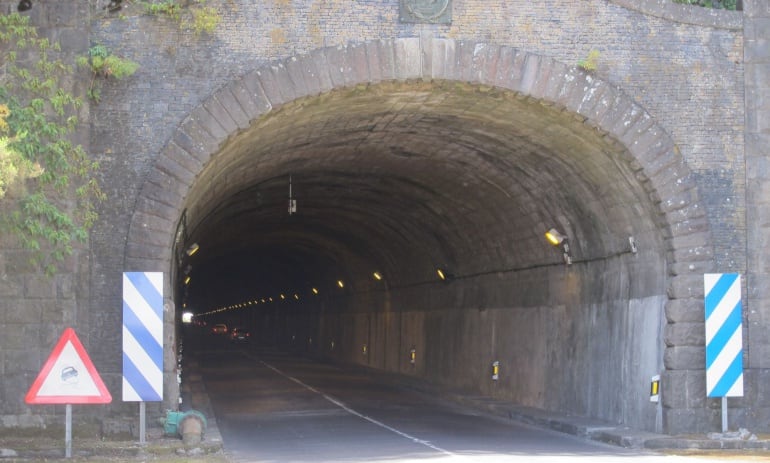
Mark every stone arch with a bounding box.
[124,38,715,432]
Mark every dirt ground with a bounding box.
[0,426,229,462]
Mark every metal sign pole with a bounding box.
[722,397,728,433]
[140,402,146,444]
[65,404,72,458]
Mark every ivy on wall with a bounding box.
[142,0,222,35]
[671,0,738,10]
[0,12,105,274]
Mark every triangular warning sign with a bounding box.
[25,328,112,404]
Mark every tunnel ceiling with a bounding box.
[180,81,663,311]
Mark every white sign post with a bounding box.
[704,273,744,433]
[123,272,164,444]
[25,328,112,458]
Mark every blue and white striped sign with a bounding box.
[122,272,163,402]
[704,273,743,398]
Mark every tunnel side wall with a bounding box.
[305,253,667,431]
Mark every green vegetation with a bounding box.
[144,0,182,20]
[578,49,600,72]
[0,12,104,274]
[144,0,222,36]
[77,44,140,102]
[672,0,738,10]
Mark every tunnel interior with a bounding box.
[175,81,668,432]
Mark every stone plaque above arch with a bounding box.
[399,0,452,24]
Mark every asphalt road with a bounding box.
[195,340,734,463]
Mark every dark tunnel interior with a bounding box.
[172,81,668,430]
[177,81,660,314]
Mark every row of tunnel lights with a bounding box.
[186,229,573,317]
[192,268,452,316]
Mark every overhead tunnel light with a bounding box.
[311,288,319,295]
[545,228,566,246]
[186,243,200,256]
[436,268,455,282]
[337,280,345,288]
[373,272,382,281]
[545,228,572,265]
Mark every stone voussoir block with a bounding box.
[668,259,716,277]
[199,97,236,139]
[470,43,501,85]
[240,70,274,115]
[665,298,705,323]
[227,79,265,124]
[214,86,251,131]
[255,65,289,106]
[394,37,423,80]
[493,47,525,92]
[270,61,301,103]
[664,322,705,347]
[283,55,312,99]
[664,345,705,370]
[667,274,706,299]
[347,42,372,86]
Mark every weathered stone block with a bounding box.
[664,346,705,370]
[667,274,706,299]
[665,298,704,323]
[664,322,705,347]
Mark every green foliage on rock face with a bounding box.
[143,0,221,36]
[578,49,600,72]
[77,44,139,102]
[186,4,221,35]
[671,0,737,10]
[144,0,182,20]
[0,12,104,274]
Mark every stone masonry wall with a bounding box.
[0,0,755,434]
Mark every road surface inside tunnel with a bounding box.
[188,333,726,463]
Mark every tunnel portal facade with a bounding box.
[1,0,766,437]
[129,39,717,434]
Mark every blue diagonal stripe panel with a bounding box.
[705,273,738,319]
[123,353,162,401]
[709,350,743,398]
[122,272,164,402]
[705,301,742,369]
[704,273,743,398]
[125,272,162,318]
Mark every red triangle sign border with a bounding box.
[25,327,113,405]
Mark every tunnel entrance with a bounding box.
[126,42,711,434]
[177,80,666,431]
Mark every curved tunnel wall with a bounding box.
[125,40,714,433]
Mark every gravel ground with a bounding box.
[0,426,229,462]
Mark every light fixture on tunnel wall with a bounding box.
[311,287,319,295]
[184,275,191,285]
[436,267,455,282]
[288,175,297,215]
[373,271,383,281]
[337,280,345,288]
[545,228,572,265]
[545,228,566,246]
[185,243,200,256]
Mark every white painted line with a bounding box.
[260,360,462,459]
